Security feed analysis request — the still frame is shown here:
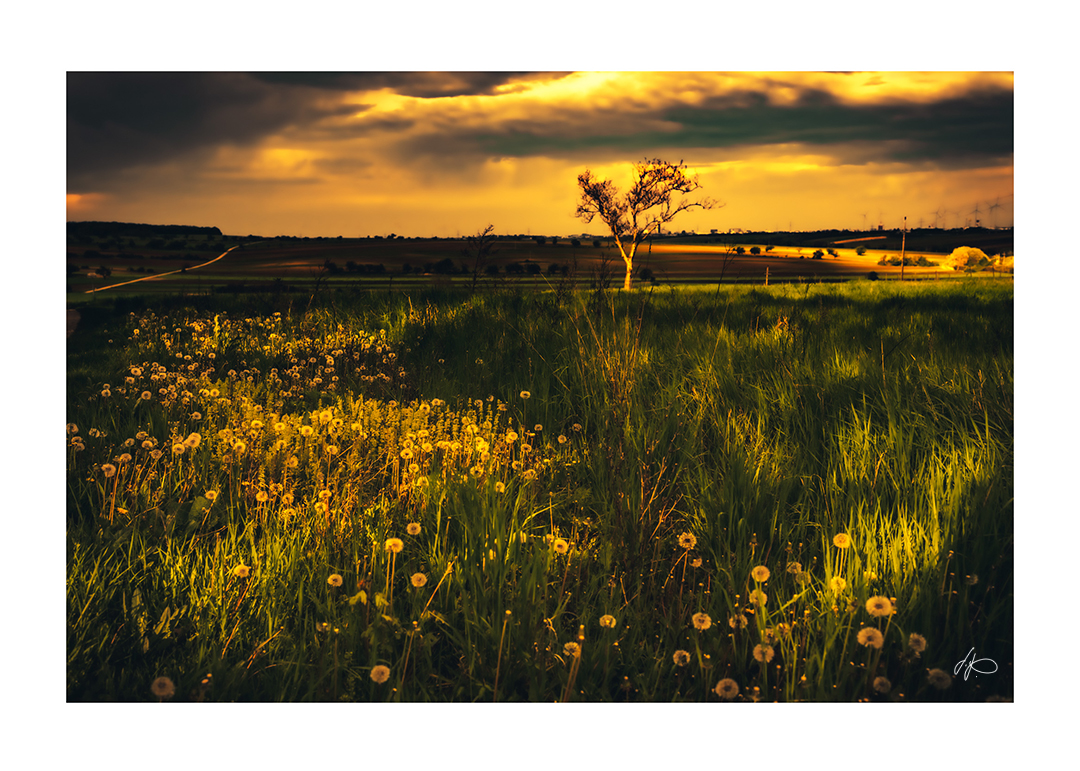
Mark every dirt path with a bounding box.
[83,244,240,294]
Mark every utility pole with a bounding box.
[900,216,907,281]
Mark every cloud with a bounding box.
[250,72,573,98]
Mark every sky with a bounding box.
[66,71,1013,238]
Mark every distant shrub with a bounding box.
[812,250,824,259]
[749,246,761,255]
[947,246,990,270]
[856,246,867,256]
[867,271,879,280]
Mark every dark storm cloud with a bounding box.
[251,72,572,98]
[398,82,1013,170]
[67,72,362,190]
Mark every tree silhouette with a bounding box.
[575,158,718,290]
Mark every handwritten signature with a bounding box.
[954,648,998,681]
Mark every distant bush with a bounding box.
[946,246,989,270]
[812,250,824,259]
[749,246,761,255]
[867,271,879,280]
[856,246,867,256]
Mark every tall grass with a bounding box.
[66,279,1012,701]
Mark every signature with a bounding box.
[954,648,998,681]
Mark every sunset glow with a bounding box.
[67,71,1013,236]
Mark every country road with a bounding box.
[83,244,241,294]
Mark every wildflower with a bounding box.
[282,493,294,505]
[150,676,175,699]
[495,482,506,494]
[673,650,691,667]
[316,622,331,632]
[205,490,218,501]
[274,422,286,432]
[522,469,536,481]
[558,434,567,444]
[520,391,531,399]
[857,627,884,649]
[232,440,246,454]
[101,463,117,478]
[692,612,712,631]
[318,489,332,501]
[101,389,111,398]
[250,420,264,430]
[150,449,163,460]
[729,614,748,630]
[753,644,775,663]
[563,642,580,657]
[873,676,892,694]
[124,437,136,447]
[553,538,569,555]
[714,678,739,700]
[833,533,851,549]
[572,423,582,432]
[140,391,152,401]
[327,573,343,587]
[118,453,132,463]
[67,423,78,434]
[505,431,518,443]
[786,562,802,574]
[410,573,427,588]
[286,457,299,469]
[691,558,702,568]
[300,426,314,437]
[172,443,186,456]
[927,668,952,690]
[677,532,697,550]
[866,596,893,617]
[599,615,617,629]
[534,424,543,431]
[233,564,250,578]
[141,440,154,450]
[191,412,202,421]
[829,576,847,594]
[184,432,201,448]
[520,443,533,454]
[965,574,979,586]
[751,565,770,582]
[749,589,767,606]
[908,633,928,653]
[400,448,414,460]
[385,538,404,554]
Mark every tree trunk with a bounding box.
[623,260,633,291]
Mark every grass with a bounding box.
[65,278,1012,702]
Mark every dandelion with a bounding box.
[751,565,770,582]
[965,574,979,586]
[673,650,691,667]
[495,482,506,493]
[691,558,702,568]
[873,676,892,694]
[101,463,117,478]
[829,576,847,594]
[857,627,884,649]
[150,449,163,460]
[368,664,392,685]
[908,633,928,653]
[191,412,202,421]
[232,440,246,454]
[150,676,175,700]
[729,614,748,630]
[118,453,132,463]
[927,668,952,690]
[866,596,894,617]
[410,573,427,588]
[786,561,802,574]
[677,532,697,550]
[250,420,264,430]
[172,443,186,456]
[184,432,201,448]
[714,678,739,700]
[505,431,518,443]
[753,644,775,663]
[749,589,768,607]
[599,615,617,629]
[205,490,218,501]
[558,434,567,444]
[692,612,712,631]
[520,391,531,399]
[833,533,851,549]
[274,422,286,432]
[534,424,543,432]
[140,391,152,401]
[327,574,343,587]
[522,469,536,481]
[562,642,580,657]
[553,538,569,555]
[385,538,404,554]
[233,564,250,578]
[101,389,111,398]
[286,457,299,469]
[400,448,414,460]
[300,426,314,437]
[141,440,154,450]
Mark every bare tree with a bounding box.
[575,158,718,290]
[461,224,498,294]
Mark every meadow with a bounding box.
[65,278,1013,702]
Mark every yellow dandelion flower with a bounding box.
[233,564,250,578]
[873,676,892,694]
[232,440,246,454]
[866,596,894,617]
[300,426,314,437]
[692,612,712,631]
[326,445,339,455]
[274,422,287,432]
[327,573,343,587]
[691,558,702,568]
[749,589,767,606]
[908,633,927,653]
[520,391,531,399]
[101,463,117,478]
[495,482,506,493]
[714,678,739,700]
[406,522,421,536]
[673,649,691,667]
[150,449,162,460]
[833,533,851,549]
[505,431,518,443]
[400,448,413,460]
[318,489,332,501]
[927,668,952,690]
[171,443,186,456]
[753,644,775,663]
[410,573,427,588]
[751,565,770,582]
[562,642,580,657]
[553,538,569,555]
[255,490,269,503]
[282,493,294,505]
[729,614,748,630]
[829,576,847,594]
[558,434,567,444]
[385,538,404,554]
[286,457,299,469]
[205,490,218,501]
[250,420,264,430]
[677,532,697,550]
[857,627,884,649]
[118,453,132,463]
[140,391,152,401]
[599,614,617,629]
[150,676,175,699]
[316,622,330,632]
[141,439,154,450]
[522,469,536,481]
[786,561,802,574]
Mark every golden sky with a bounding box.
[67,71,1013,237]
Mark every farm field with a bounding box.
[65,278,1013,702]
